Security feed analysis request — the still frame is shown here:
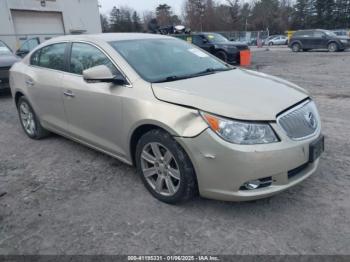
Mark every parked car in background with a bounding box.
[0,40,20,92]
[263,35,277,45]
[175,33,249,65]
[332,30,350,45]
[265,35,288,46]
[289,29,349,52]
[15,37,40,58]
[10,33,323,204]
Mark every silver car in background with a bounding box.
[10,34,324,204]
[265,35,289,46]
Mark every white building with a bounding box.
[0,0,102,51]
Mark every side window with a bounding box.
[69,43,117,75]
[30,49,41,66]
[303,31,313,37]
[192,35,204,45]
[38,43,67,71]
[313,31,325,38]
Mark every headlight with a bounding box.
[340,39,348,43]
[201,112,279,145]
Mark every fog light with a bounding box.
[243,180,261,190]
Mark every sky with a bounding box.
[99,0,185,16]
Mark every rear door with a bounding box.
[312,31,328,49]
[27,43,69,133]
[62,42,125,156]
[299,31,314,49]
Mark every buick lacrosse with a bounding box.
[10,34,324,203]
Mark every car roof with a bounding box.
[45,33,173,44]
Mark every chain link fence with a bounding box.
[218,31,270,46]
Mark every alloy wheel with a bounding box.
[140,142,181,196]
[292,44,300,52]
[328,43,337,52]
[19,101,36,136]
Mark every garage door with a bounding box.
[11,10,65,36]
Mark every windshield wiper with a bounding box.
[153,67,233,83]
[153,75,190,83]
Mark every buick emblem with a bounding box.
[305,112,317,129]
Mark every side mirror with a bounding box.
[83,65,127,85]
[16,49,29,58]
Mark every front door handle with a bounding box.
[63,90,75,98]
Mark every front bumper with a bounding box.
[176,123,322,201]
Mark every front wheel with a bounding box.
[17,96,49,139]
[136,129,197,204]
[215,51,228,63]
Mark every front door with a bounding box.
[62,42,125,156]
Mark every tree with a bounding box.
[156,4,173,26]
[250,0,281,33]
[184,0,206,31]
[109,6,134,32]
[100,14,109,32]
[292,0,314,29]
[226,0,240,29]
[132,11,142,32]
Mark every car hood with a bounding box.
[0,54,20,68]
[151,69,309,121]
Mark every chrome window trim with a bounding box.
[28,40,132,88]
[276,99,321,141]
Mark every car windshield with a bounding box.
[204,33,229,43]
[0,42,12,56]
[110,38,231,83]
[324,31,337,37]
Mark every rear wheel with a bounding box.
[328,42,338,52]
[268,42,273,46]
[291,43,301,52]
[136,129,197,204]
[17,97,49,139]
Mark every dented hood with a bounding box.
[151,69,309,121]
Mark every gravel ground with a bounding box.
[0,49,349,255]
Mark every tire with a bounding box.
[215,50,228,63]
[268,42,273,46]
[17,96,49,139]
[328,42,338,52]
[135,129,197,204]
[291,43,301,52]
[303,49,310,52]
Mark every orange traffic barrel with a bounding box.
[240,50,251,66]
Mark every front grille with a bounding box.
[277,100,320,140]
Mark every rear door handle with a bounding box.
[25,79,34,87]
[63,90,75,98]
